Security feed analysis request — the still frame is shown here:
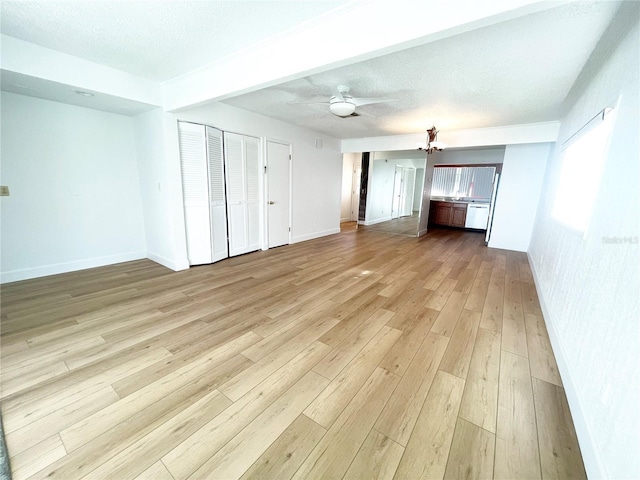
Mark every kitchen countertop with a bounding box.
[430,198,490,205]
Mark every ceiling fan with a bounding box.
[297,85,395,118]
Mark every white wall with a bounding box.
[413,168,425,211]
[433,146,505,165]
[528,8,639,479]
[175,102,343,244]
[488,143,551,252]
[133,109,189,270]
[0,92,146,283]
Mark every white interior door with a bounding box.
[351,167,361,221]
[178,122,212,265]
[224,132,261,257]
[401,168,416,217]
[266,141,291,248]
[205,126,228,263]
[391,166,403,219]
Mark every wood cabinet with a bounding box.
[430,201,468,228]
[451,204,467,227]
[435,203,452,225]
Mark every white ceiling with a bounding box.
[0,0,350,81]
[222,1,620,138]
[0,1,622,139]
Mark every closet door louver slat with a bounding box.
[244,136,261,251]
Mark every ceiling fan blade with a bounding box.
[288,101,330,105]
[352,97,395,107]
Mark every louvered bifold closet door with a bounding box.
[244,136,261,252]
[206,126,229,262]
[224,132,262,257]
[178,122,213,265]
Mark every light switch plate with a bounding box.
[0,186,9,196]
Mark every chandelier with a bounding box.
[417,126,445,154]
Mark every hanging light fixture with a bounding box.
[417,125,446,154]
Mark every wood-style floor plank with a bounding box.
[303,326,402,428]
[60,337,254,451]
[393,370,465,480]
[9,435,66,480]
[161,341,331,480]
[133,461,175,480]
[480,254,506,332]
[292,367,400,480]
[374,332,449,446]
[525,313,562,386]
[495,351,541,480]
[378,306,438,376]
[190,371,329,480]
[532,378,587,480]
[443,417,495,480]
[343,429,404,480]
[83,388,232,480]
[239,414,326,480]
[312,309,393,380]
[439,309,481,379]
[458,327,501,433]
[0,227,585,480]
[5,386,119,456]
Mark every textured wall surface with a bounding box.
[528,8,639,479]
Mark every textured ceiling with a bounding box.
[0,0,349,81]
[222,1,621,138]
[0,1,622,138]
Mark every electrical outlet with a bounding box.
[0,186,9,196]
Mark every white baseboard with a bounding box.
[363,216,392,226]
[1,250,146,284]
[340,216,351,223]
[146,251,189,272]
[417,227,429,237]
[527,252,606,480]
[291,228,340,244]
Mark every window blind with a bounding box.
[432,166,496,199]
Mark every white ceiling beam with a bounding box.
[162,0,566,111]
[341,121,561,152]
[1,35,162,106]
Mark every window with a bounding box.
[432,166,496,199]
[552,109,614,234]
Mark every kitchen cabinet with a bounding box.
[430,201,468,227]
[435,202,452,225]
[451,204,467,227]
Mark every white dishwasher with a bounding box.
[465,203,490,229]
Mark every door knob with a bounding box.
[269,201,275,205]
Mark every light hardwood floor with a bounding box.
[0,227,586,480]
[359,214,420,236]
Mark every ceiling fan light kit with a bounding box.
[329,98,356,117]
